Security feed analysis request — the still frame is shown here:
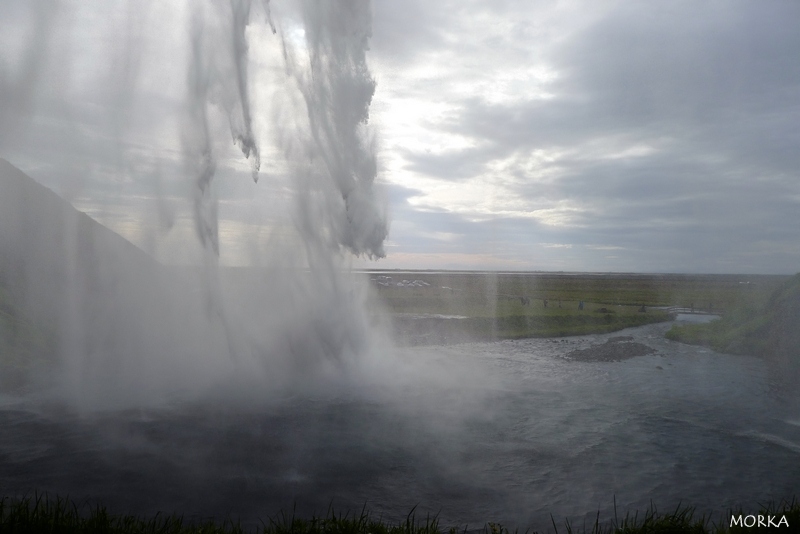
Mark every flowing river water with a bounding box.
[1,317,798,531]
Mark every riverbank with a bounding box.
[391,310,672,345]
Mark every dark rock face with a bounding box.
[0,158,159,319]
[0,159,166,390]
[765,274,800,379]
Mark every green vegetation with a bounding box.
[1,495,798,534]
[370,272,788,343]
[392,310,672,345]
[666,273,800,358]
[372,273,786,314]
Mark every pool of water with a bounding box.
[1,320,798,530]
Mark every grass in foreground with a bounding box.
[2,495,799,534]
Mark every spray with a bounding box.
[0,0,391,407]
[179,0,388,378]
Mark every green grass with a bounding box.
[369,273,787,318]
[1,495,799,534]
[368,271,786,341]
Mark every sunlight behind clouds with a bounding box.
[1,0,799,273]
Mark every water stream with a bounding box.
[1,318,797,530]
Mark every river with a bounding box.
[1,317,798,530]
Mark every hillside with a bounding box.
[666,272,800,381]
[0,159,162,391]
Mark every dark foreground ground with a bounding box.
[2,494,799,534]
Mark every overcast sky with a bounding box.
[2,0,799,274]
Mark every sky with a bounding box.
[1,0,799,274]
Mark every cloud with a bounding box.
[366,0,800,273]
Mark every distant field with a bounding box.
[365,271,790,344]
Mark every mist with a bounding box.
[0,1,508,517]
[0,7,508,522]
[0,0,416,410]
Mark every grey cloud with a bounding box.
[383,182,424,205]
[423,1,800,160]
[377,1,800,272]
[388,206,541,256]
[399,145,496,181]
[559,2,800,110]
[3,1,798,273]
[371,0,449,65]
